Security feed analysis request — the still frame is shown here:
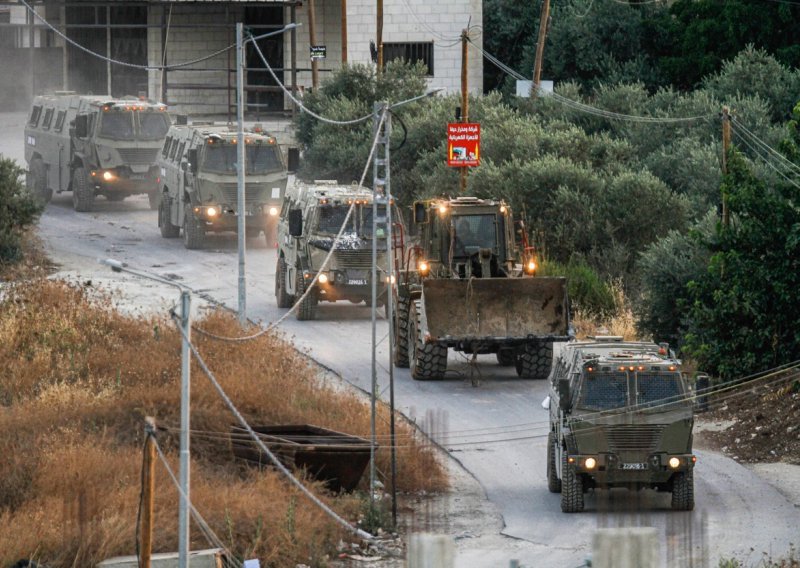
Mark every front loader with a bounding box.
[393,196,571,380]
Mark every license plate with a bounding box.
[621,463,647,470]
[348,279,367,286]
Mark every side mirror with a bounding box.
[187,149,198,174]
[74,114,88,138]
[288,209,303,237]
[287,147,300,173]
[558,378,571,411]
[413,202,427,224]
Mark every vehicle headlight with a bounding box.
[419,261,429,275]
[584,457,597,470]
[526,260,536,273]
[318,273,329,284]
[102,171,115,181]
[269,206,279,216]
[385,274,396,284]
[206,206,219,218]
[668,457,681,469]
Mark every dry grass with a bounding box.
[571,281,641,341]
[0,278,447,567]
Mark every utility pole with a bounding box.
[141,417,157,568]
[178,288,191,568]
[290,4,298,120]
[532,0,551,96]
[460,29,469,193]
[308,0,319,89]
[721,106,731,229]
[341,0,348,64]
[236,23,247,326]
[376,0,384,72]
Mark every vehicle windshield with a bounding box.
[138,112,170,139]
[577,371,685,411]
[98,110,170,141]
[361,204,388,238]
[201,144,284,174]
[316,205,354,234]
[98,111,134,140]
[452,214,497,256]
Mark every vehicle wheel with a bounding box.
[496,348,516,367]
[148,191,160,210]
[515,341,554,380]
[26,158,52,203]
[275,256,294,308]
[159,196,180,238]
[547,432,562,493]
[71,166,94,212]
[394,296,411,368]
[409,299,447,380]
[671,470,695,511]
[295,267,317,321]
[560,452,584,513]
[182,204,205,249]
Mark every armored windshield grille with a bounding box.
[219,183,262,204]
[636,373,684,407]
[606,425,666,452]
[333,249,387,270]
[118,148,159,165]
[579,373,628,410]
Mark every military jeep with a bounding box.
[547,337,696,512]
[157,123,288,250]
[275,180,394,320]
[24,92,169,211]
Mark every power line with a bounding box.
[730,117,800,178]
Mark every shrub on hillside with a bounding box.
[0,156,43,263]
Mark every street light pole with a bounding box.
[236,22,247,326]
[98,258,192,568]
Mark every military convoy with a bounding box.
[24,92,170,211]
[392,196,571,380]
[274,180,394,320]
[156,122,289,249]
[547,337,696,512]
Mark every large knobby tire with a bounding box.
[394,296,411,368]
[71,167,94,212]
[275,256,294,308]
[496,348,516,367]
[182,204,206,249]
[409,299,447,380]
[26,158,52,204]
[516,341,554,380]
[295,267,317,321]
[671,470,695,511]
[159,195,180,238]
[547,432,562,493]
[560,452,584,513]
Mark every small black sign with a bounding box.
[310,45,327,60]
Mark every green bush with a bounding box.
[539,258,615,318]
[0,156,43,263]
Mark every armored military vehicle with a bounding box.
[24,92,169,211]
[157,123,288,250]
[393,196,570,380]
[547,337,696,512]
[275,180,393,320]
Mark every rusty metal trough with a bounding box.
[231,424,373,493]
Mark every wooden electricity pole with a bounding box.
[341,0,348,63]
[460,28,469,193]
[377,0,384,72]
[141,417,157,568]
[308,0,319,89]
[532,0,551,96]
[721,106,731,228]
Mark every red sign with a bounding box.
[447,123,480,167]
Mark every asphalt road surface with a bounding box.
[3,111,799,567]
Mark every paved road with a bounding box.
[3,111,799,567]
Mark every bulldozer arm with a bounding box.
[420,277,569,342]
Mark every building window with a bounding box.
[383,42,434,76]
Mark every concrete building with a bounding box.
[1,0,482,114]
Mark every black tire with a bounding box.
[275,256,294,308]
[394,296,411,368]
[26,158,52,203]
[182,204,206,249]
[295,267,317,321]
[71,166,94,212]
[560,452,584,513]
[148,191,160,210]
[547,432,562,493]
[409,299,447,380]
[496,348,516,367]
[159,195,180,238]
[515,341,554,380]
[671,470,695,511]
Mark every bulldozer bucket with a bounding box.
[420,277,569,341]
